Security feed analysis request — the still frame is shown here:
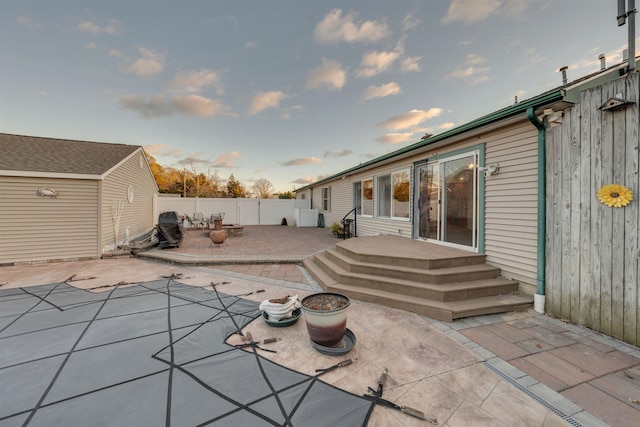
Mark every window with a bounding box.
[377,170,410,219]
[322,186,331,211]
[300,193,306,200]
[362,179,373,216]
[353,181,361,214]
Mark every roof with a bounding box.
[0,133,141,177]
[295,59,636,191]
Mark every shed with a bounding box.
[0,133,158,264]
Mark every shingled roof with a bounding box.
[0,133,141,176]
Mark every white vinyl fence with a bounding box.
[153,196,312,226]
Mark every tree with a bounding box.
[278,191,295,199]
[226,174,247,198]
[252,178,274,199]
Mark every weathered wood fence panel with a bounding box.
[546,72,639,346]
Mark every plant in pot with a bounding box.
[328,221,344,238]
[301,293,350,347]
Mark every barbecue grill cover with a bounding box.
[157,211,184,247]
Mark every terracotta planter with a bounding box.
[301,293,350,347]
[209,229,226,244]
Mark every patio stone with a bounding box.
[562,383,640,427]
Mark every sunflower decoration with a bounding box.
[597,184,634,208]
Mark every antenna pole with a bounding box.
[629,0,636,71]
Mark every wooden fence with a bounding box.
[546,71,639,345]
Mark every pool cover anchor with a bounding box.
[315,358,355,376]
[364,368,437,424]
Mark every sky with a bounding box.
[0,1,634,193]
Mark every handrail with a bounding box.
[340,206,360,239]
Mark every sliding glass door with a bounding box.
[414,151,479,250]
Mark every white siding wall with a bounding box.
[102,151,157,250]
[0,176,100,263]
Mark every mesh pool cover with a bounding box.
[0,280,372,426]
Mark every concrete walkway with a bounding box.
[2,226,639,426]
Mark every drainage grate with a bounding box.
[482,361,586,427]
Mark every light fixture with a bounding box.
[478,164,500,177]
[36,188,58,198]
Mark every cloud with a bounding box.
[119,94,232,119]
[292,176,317,184]
[245,41,259,48]
[280,157,322,166]
[143,144,169,155]
[173,95,227,117]
[109,49,123,58]
[517,47,544,72]
[176,154,210,166]
[280,105,305,119]
[85,42,98,49]
[127,47,164,77]
[362,82,401,101]
[377,133,414,144]
[77,20,123,35]
[16,16,41,30]
[449,54,490,85]
[402,14,421,31]
[324,149,352,158]
[379,108,443,131]
[171,68,224,94]
[305,58,346,91]
[248,90,288,115]
[212,151,240,168]
[400,56,422,72]
[356,49,402,78]
[442,0,528,25]
[438,122,455,130]
[314,9,390,44]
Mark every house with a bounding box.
[0,133,158,264]
[297,60,638,343]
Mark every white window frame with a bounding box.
[376,169,410,220]
[360,178,374,217]
[322,186,331,212]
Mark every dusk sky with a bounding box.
[0,1,633,192]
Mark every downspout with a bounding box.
[526,107,548,313]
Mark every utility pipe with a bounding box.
[526,107,548,313]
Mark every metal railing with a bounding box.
[340,206,360,239]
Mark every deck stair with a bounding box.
[303,235,533,322]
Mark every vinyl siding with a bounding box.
[308,119,539,285]
[101,150,157,250]
[0,176,99,263]
[483,122,538,284]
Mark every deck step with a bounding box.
[303,235,533,322]
[324,249,501,284]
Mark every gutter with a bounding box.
[526,107,548,314]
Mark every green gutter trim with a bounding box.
[296,89,564,192]
[526,107,547,299]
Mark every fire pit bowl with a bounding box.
[301,293,350,347]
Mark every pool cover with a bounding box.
[0,280,372,426]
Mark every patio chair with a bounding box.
[184,214,198,229]
[193,212,207,229]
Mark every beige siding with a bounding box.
[0,176,99,263]
[484,122,538,284]
[101,150,157,250]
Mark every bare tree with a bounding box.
[252,178,274,199]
